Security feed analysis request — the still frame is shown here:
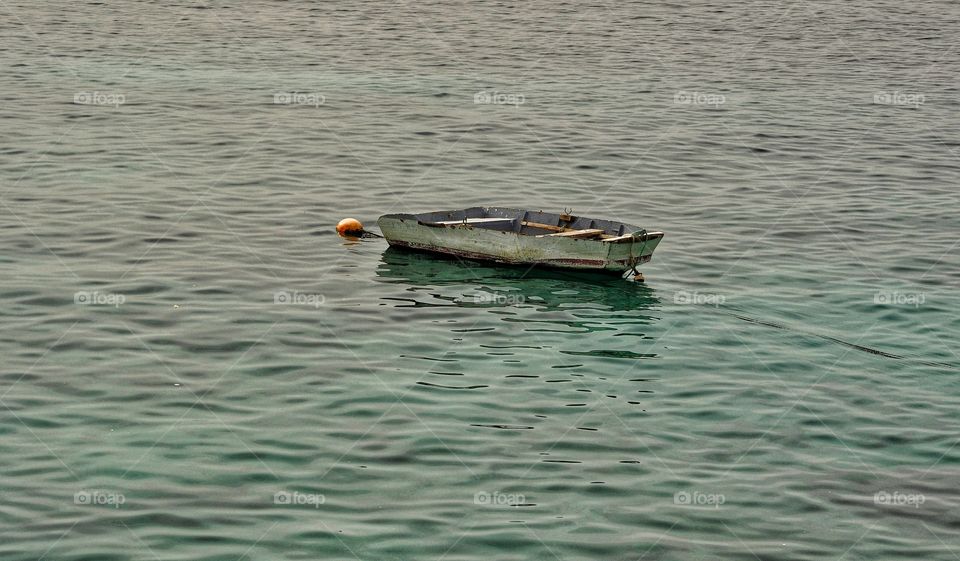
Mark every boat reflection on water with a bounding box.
[374,248,663,399]
[375,247,661,314]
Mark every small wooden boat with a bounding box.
[377,207,663,275]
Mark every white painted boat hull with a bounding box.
[377,209,663,274]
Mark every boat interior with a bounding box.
[412,207,647,241]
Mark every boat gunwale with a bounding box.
[378,207,660,243]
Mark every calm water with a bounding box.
[2,1,959,559]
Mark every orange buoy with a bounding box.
[336,217,365,237]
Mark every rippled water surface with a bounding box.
[2,1,960,559]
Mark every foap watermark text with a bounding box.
[274,491,325,508]
[74,91,125,107]
[474,491,525,506]
[874,291,924,307]
[471,293,525,305]
[75,490,125,508]
[674,490,725,508]
[874,91,924,108]
[875,490,925,508]
[674,91,725,107]
[474,90,525,106]
[274,290,325,308]
[674,290,725,307]
[75,290,125,307]
[274,92,325,107]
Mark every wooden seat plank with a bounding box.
[541,229,606,239]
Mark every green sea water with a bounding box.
[1,1,959,559]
